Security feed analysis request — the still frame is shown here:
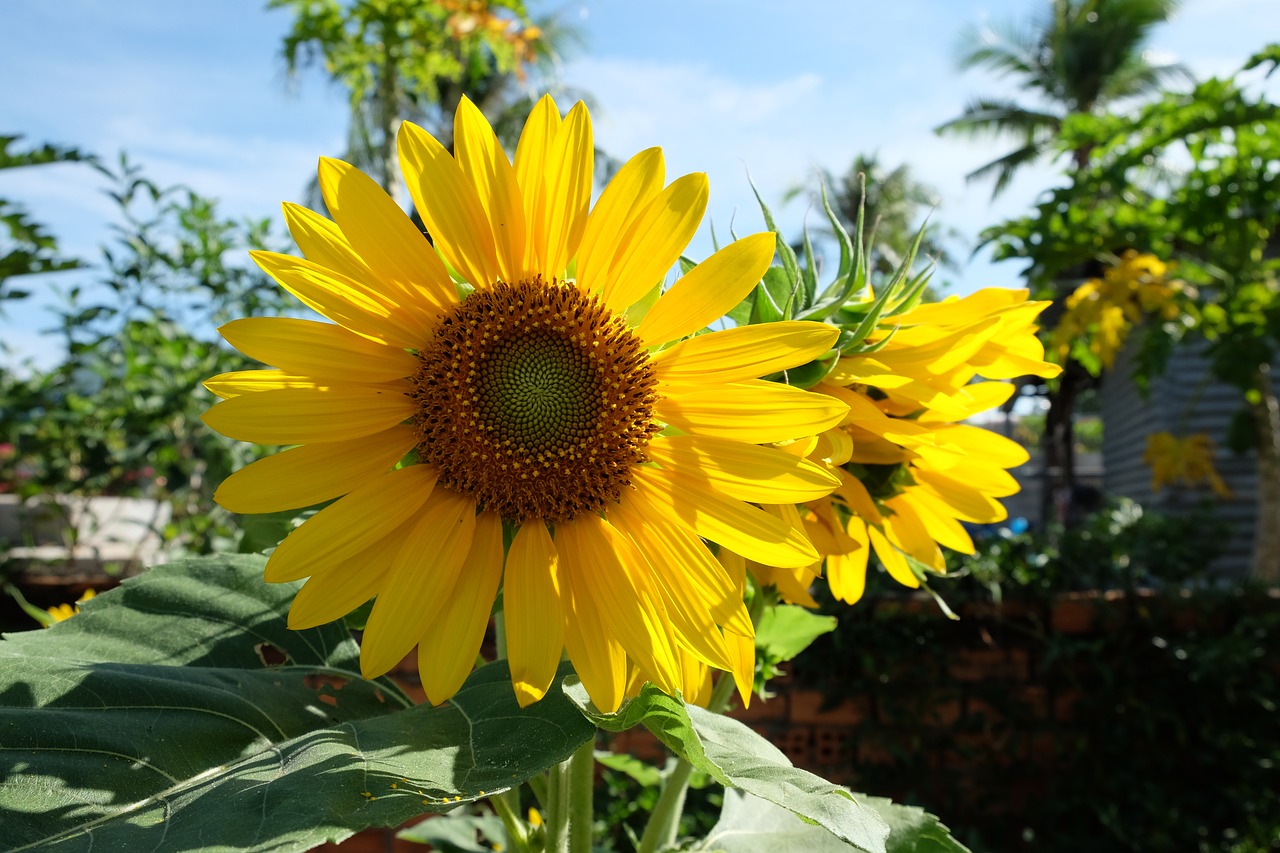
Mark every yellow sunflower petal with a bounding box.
[826,518,871,605]
[359,488,477,679]
[539,101,593,279]
[898,488,975,555]
[398,120,498,289]
[219,317,418,384]
[646,434,840,503]
[286,517,409,629]
[610,496,753,637]
[454,96,528,283]
[316,157,454,325]
[868,524,920,589]
[914,471,1009,524]
[727,629,756,708]
[214,424,417,514]
[608,507,736,670]
[658,379,849,444]
[556,514,681,696]
[513,94,562,274]
[506,521,566,708]
[652,321,838,384]
[282,201,375,283]
[560,553,628,713]
[203,370,323,399]
[599,172,708,314]
[577,147,665,296]
[631,465,819,568]
[882,497,946,573]
[418,510,504,705]
[637,232,776,347]
[250,250,422,349]
[201,385,415,445]
[264,464,438,582]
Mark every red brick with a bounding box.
[923,696,964,727]
[1016,685,1049,718]
[1053,689,1082,721]
[775,726,813,766]
[812,726,851,766]
[729,691,789,722]
[1051,594,1097,633]
[948,648,1024,682]
[789,690,869,726]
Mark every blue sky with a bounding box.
[4,0,1278,368]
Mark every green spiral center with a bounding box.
[409,277,659,523]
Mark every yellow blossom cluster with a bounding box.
[747,289,1062,605]
[442,0,541,71]
[1054,251,1189,370]
[1143,431,1231,498]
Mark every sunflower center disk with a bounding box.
[410,278,659,523]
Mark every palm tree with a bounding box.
[937,0,1187,198]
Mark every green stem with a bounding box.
[489,788,533,853]
[544,746,573,853]
[637,584,770,853]
[567,736,597,853]
[635,674,738,853]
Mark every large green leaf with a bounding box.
[855,796,972,853]
[694,791,970,853]
[568,681,888,853]
[0,556,594,851]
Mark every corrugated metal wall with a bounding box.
[1099,338,1270,579]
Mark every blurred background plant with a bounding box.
[0,155,288,556]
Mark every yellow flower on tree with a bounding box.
[1054,251,1191,370]
[1144,431,1232,498]
[202,95,848,712]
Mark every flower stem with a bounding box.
[567,735,597,853]
[637,583,770,853]
[635,674,738,853]
[544,752,572,853]
[489,788,533,853]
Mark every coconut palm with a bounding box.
[937,0,1188,197]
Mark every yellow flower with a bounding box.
[774,289,1058,605]
[202,96,847,712]
[1143,432,1232,498]
[45,588,95,626]
[1054,251,1190,370]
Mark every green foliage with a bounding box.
[957,497,1227,595]
[0,555,595,851]
[571,681,892,853]
[753,602,837,694]
[983,49,1280,396]
[693,791,970,853]
[936,0,1186,196]
[791,500,1276,853]
[0,156,292,552]
[0,135,94,302]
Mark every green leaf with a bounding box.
[854,796,972,853]
[596,751,664,787]
[568,681,888,853]
[0,556,595,851]
[694,792,969,853]
[397,810,510,852]
[755,604,837,665]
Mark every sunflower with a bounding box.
[202,95,848,712]
[769,288,1062,605]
